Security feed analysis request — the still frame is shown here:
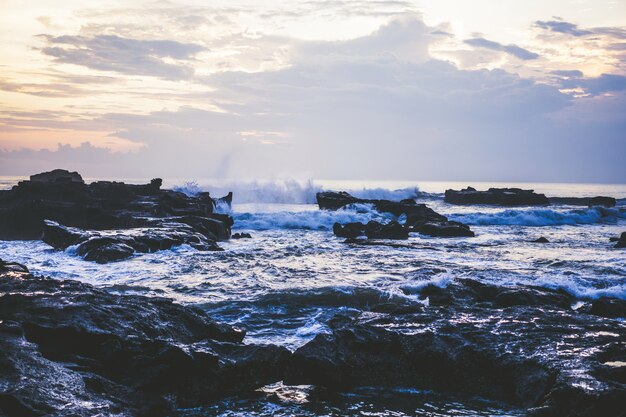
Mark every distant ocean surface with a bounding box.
[1,176,625,416]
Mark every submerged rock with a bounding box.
[332,221,408,240]
[612,232,626,248]
[0,261,289,416]
[232,232,252,239]
[445,187,549,206]
[532,237,550,243]
[419,221,475,237]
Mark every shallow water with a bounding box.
[1,178,625,416]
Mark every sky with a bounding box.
[0,0,625,183]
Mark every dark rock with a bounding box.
[364,221,408,239]
[316,191,360,210]
[613,232,626,248]
[333,222,366,238]
[285,279,625,415]
[445,187,549,206]
[587,298,626,318]
[533,237,550,243]
[43,221,223,263]
[548,196,616,207]
[419,221,475,237]
[30,169,84,184]
[333,221,408,240]
[232,232,252,239]
[0,262,290,416]
[0,171,233,240]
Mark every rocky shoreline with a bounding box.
[1,259,624,416]
[1,171,625,416]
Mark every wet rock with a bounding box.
[285,279,626,415]
[316,191,361,210]
[0,170,233,240]
[43,220,223,264]
[419,221,475,237]
[0,262,290,416]
[612,232,626,248]
[532,237,550,243]
[333,221,408,240]
[587,298,626,319]
[232,232,252,239]
[445,187,549,206]
[333,222,365,238]
[549,196,616,207]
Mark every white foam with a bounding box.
[449,207,626,226]
[233,204,393,231]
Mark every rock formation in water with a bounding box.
[0,170,233,262]
[444,187,550,206]
[318,191,475,238]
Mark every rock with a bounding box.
[284,279,625,415]
[587,298,626,318]
[0,171,234,240]
[548,196,616,207]
[419,221,475,237]
[232,232,252,239]
[445,187,549,206]
[332,221,408,240]
[320,190,474,239]
[30,168,84,184]
[533,237,550,243]
[613,232,626,248]
[0,261,290,416]
[364,221,409,239]
[43,221,223,263]
[333,222,366,238]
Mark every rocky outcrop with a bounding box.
[0,261,290,416]
[611,232,626,248]
[445,187,549,206]
[285,279,626,416]
[549,196,616,207]
[320,191,474,239]
[30,168,84,183]
[333,221,409,240]
[42,220,224,263]
[0,171,232,240]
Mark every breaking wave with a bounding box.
[172,179,422,204]
[449,207,626,226]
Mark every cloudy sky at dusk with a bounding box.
[1,0,625,182]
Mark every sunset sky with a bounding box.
[1,0,625,182]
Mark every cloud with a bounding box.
[535,20,593,37]
[464,37,540,60]
[561,73,626,95]
[39,34,206,80]
[550,70,584,78]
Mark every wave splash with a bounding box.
[172,179,421,204]
[449,207,626,226]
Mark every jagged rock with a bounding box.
[445,187,549,206]
[30,168,84,184]
[321,191,473,239]
[419,221,475,237]
[0,171,233,240]
[285,279,626,415]
[0,263,290,416]
[42,221,223,264]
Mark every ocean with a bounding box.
[1,177,625,416]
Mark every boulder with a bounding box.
[532,237,550,243]
[232,232,252,239]
[333,222,366,238]
[419,221,475,237]
[548,196,616,207]
[445,187,549,206]
[0,262,290,416]
[612,232,626,248]
[332,221,408,240]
